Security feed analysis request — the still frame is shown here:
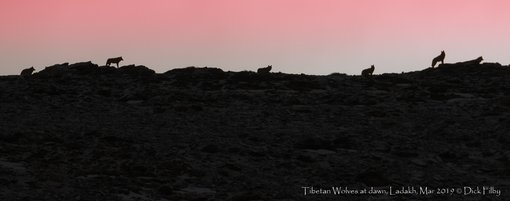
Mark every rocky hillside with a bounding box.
[1,61,510,201]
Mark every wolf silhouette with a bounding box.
[459,56,483,65]
[106,57,123,67]
[432,51,445,67]
[257,65,272,74]
[20,67,35,77]
[361,65,375,77]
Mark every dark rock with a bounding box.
[227,70,258,82]
[97,65,118,73]
[68,61,98,74]
[120,162,154,177]
[0,132,23,143]
[285,79,320,91]
[482,62,503,68]
[438,151,458,161]
[328,72,347,77]
[118,65,155,76]
[332,136,355,149]
[165,67,226,83]
[392,146,419,158]
[227,147,241,153]
[201,144,220,153]
[227,192,265,201]
[97,88,112,97]
[36,62,69,76]
[295,154,315,163]
[356,170,394,186]
[158,184,174,196]
[366,110,387,117]
[294,137,334,150]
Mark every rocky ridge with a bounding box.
[1,61,510,200]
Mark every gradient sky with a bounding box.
[1,0,510,75]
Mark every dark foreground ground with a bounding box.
[1,62,510,201]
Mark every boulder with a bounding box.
[36,63,69,77]
[68,61,99,74]
[165,66,226,80]
[118,65,156,76]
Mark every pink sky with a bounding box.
[1,0,510,75]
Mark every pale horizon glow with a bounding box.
[1,0,510,75]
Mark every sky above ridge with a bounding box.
[1,0,510,75]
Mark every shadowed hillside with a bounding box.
[1,62,510,201]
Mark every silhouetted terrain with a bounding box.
[1,62,510,201]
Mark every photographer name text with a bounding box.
[301,186,501,197]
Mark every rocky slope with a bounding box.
[1,61,510,201]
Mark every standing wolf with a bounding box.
[106,57,123,67]
[432,51,445,67]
